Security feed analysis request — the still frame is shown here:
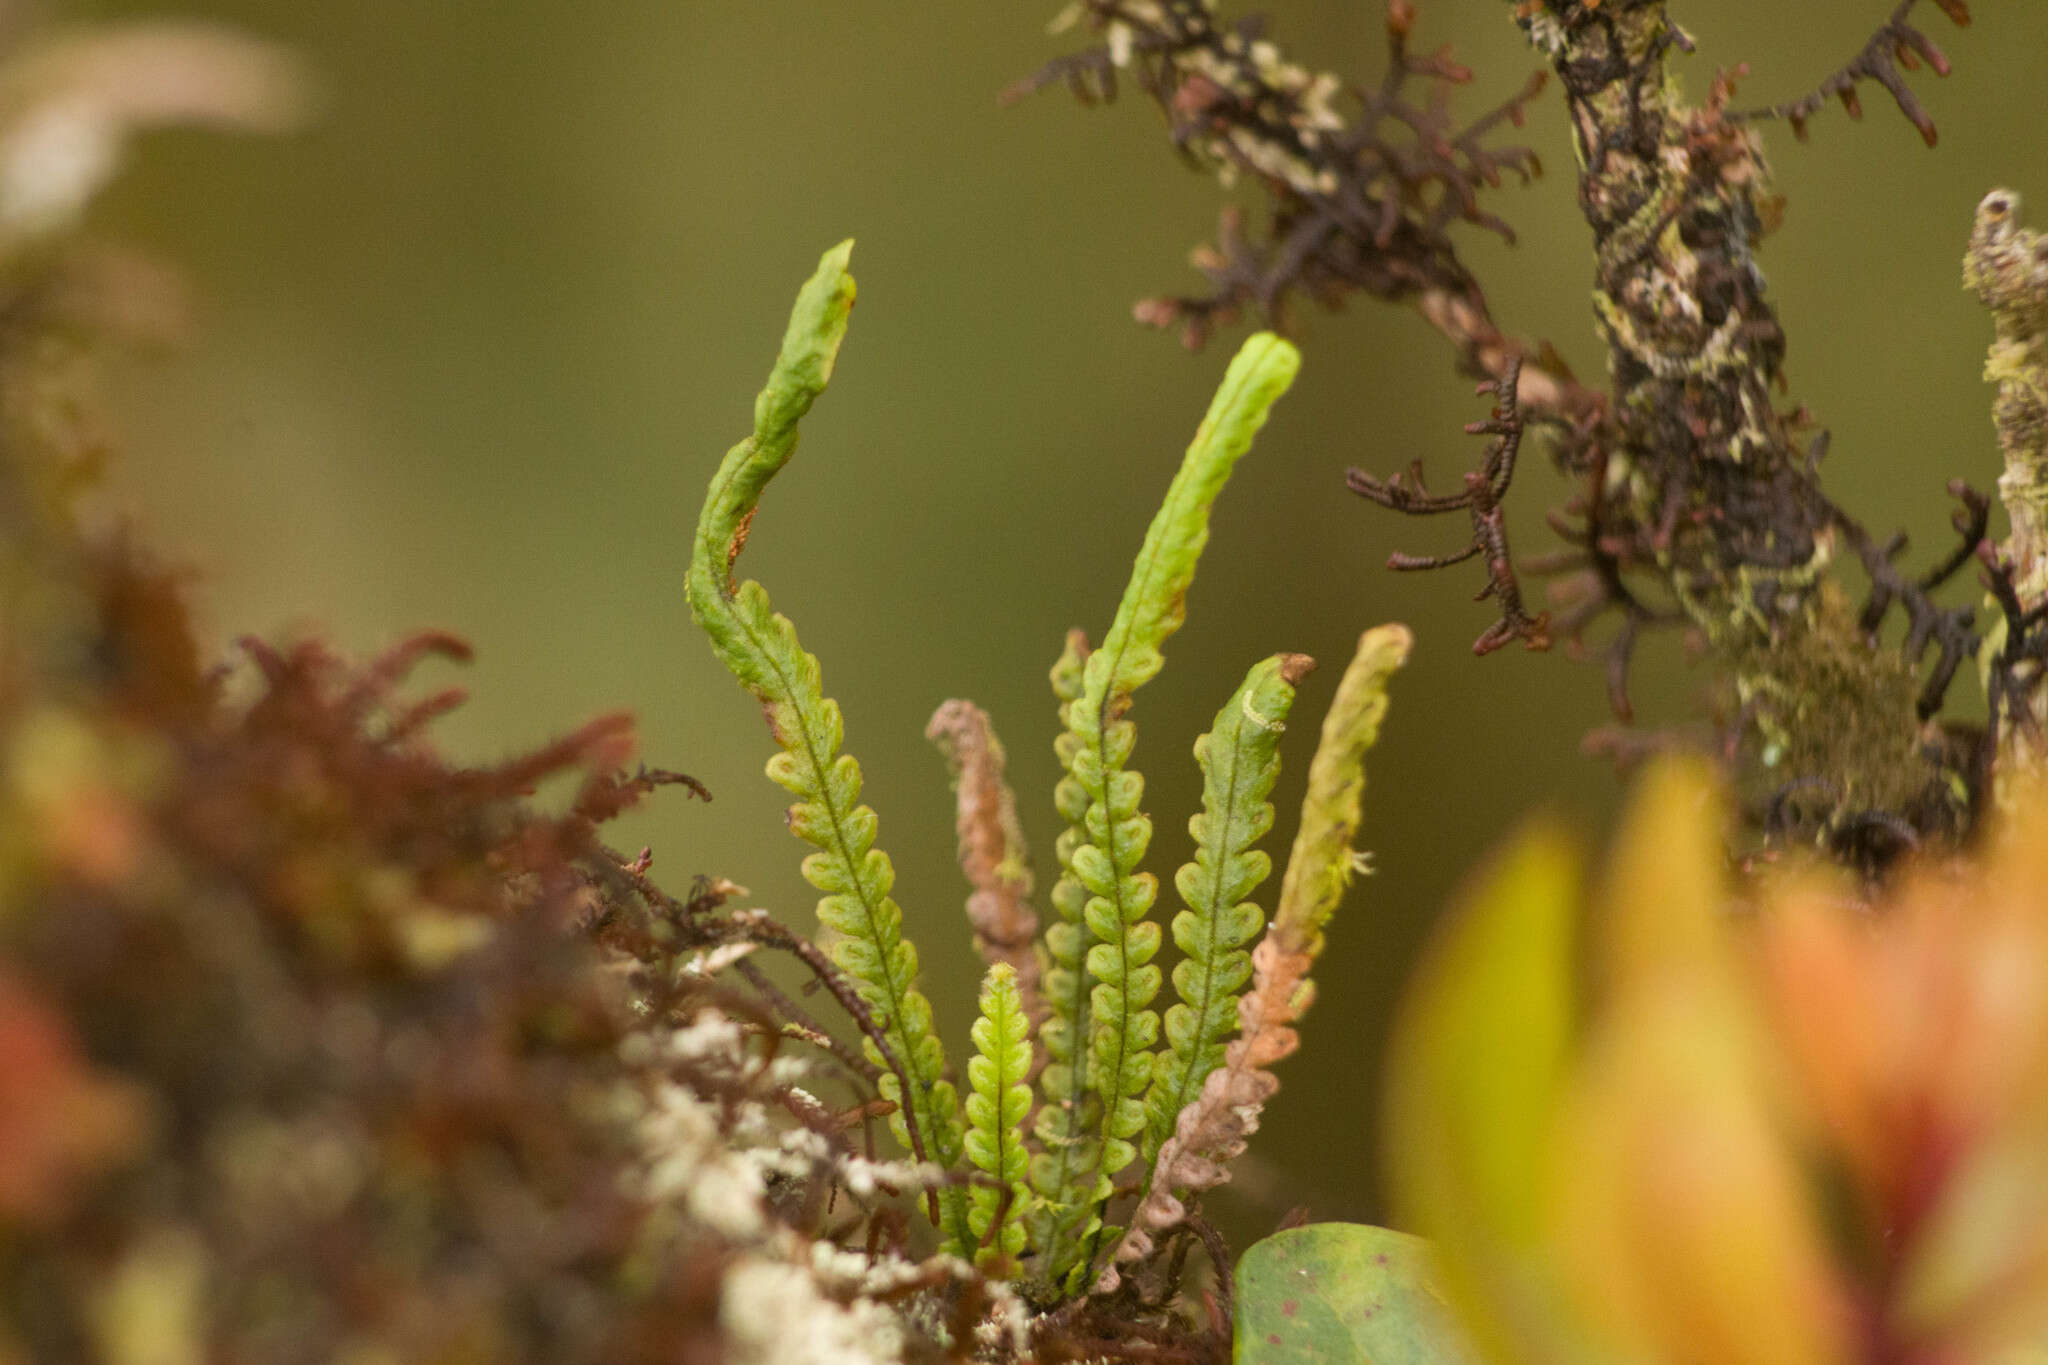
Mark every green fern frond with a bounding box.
[1274,625,1413,956]
[684,241,971,1253]
[1029,627,1104,1260]
[965,963,1033,1273]
[1143,651,1311,1160]
[1038,332,1301,1280]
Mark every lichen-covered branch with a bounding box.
[1504,0,1972,854]
[1031,0,2014,861]
[1966,189,2048,793]
[1014,0,1591,416]
[685,241,972,1252]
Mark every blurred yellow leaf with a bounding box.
[1384,822,1582,1365]
[1555,979,1853,1365]
[1593,757,1728,989]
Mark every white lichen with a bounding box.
[720,1260,906,1365]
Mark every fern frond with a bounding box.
[684,241,971,1252]
[1273,622,1411,955]
[1028,627,1104,1266]
[1039,332,1301,1283]
[965,963,1033,1274]
[1143,651,1312,1162]
[1102,624,1410,1292]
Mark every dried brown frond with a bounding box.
[1101,928,1311,1295]
[927,698,1045,1026]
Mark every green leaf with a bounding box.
[1235,1224,1484,1365]
[1272,623,1411,956]
[965,963,1032,1273]
[1028,628,1106,1266]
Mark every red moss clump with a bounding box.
[2,458,727,1362]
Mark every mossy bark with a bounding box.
[1511,0,1954,836]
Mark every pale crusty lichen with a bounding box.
[719,1260,906,1365]
[636,1011,1036,1364]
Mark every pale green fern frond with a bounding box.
[965,963,1033,1273]
[1028,627,1103,1260]
[1274,623,1412,957]
[684,241,971,1253]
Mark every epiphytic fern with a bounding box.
[687,244,1407,1312]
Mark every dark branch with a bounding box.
[1349,360,1550,655]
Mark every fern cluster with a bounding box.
[686,243,1407,1296]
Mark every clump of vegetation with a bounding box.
[14,2,2048,1362]
[0,15,1412,1351]
[0,28,1005,1364]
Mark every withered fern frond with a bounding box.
[927,698,1044,1024]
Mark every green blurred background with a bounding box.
[65,0,2048,1238]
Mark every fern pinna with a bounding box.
[687,242,1406,1296]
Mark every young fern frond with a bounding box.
[965,963,1033,1273]
[1049,332,1301,1281]
[1029,628,1104,1259]
[1274,623,1410,955]
[684,241,972,1253]
[1143,651,1311,1161]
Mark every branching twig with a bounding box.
[708,909,943,1225]
[1348,360,1550,655]
[1831,480,1987,719]
[1732,0,1971,147]
[1012,0,1590,418]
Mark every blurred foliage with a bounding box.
[1351,759,2048,1365]
[7,0,2048,1359]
